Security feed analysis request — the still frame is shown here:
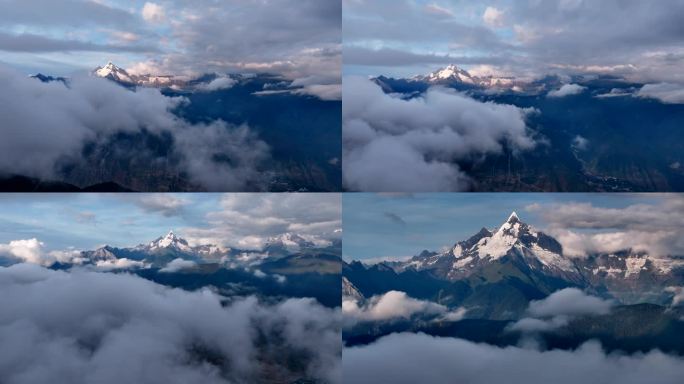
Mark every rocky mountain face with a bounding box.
[344,213,684,319]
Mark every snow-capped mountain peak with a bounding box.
[148,230,192,252]
[93,61,134,83]
[425,64,476,84]
[507,211,520,224]
[400,212,577,279]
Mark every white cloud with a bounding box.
[0,264,341,384]
[142,2,166,23]
[159,258,196,273]
[508,316,569,333]
[0,239,83,266]
[342,76,538,191]
[183,193,341,251]
[508,288,613,334]
[127,194,190,217]
[425,4,454,18]
[0,239,45,265]
[94,258,146,271]
[131,0,341,90]
[665,286,684,306]
[196,76,237,92]
[483,6,505,28]
[343,290,466,326]
[343,333,684,384]
[0,64,269,190]
[547,83,587,98]
[528,288,613,317]
[531,198,684,258]
[637,83,684,104]
[572,135,589,150]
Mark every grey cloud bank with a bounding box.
[343,0,684,83]
[0,64,268,190]
[344,333,684,384]
[342,76,537,191]
[0,264,341,384]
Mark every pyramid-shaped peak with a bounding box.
[507,211,520,223]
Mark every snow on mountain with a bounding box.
[375,213,684,307]
[425,64,477,84]
[146,230,193,252]
[94,62,134,84]
[399,212,577,282]
[92,61,189,89]
[343,276,364,301]
[415,64,517,89]
[60,230,333,271]
[264,232,332,253]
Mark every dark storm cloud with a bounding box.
[0,264,341,384]
[343,333,684,384]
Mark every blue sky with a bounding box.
[0,193,341,252]
[343,193,675,261]
[0,194,217,250]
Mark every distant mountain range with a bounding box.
[344,212,684,319]
[41,230,342,307]
[64,230,340,270]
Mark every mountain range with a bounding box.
[71,230,340,270]
[37,230,342,307]
[371,65,684,192]
[3,62,342,192]
[344,212,684,319]
[343,212,684,353]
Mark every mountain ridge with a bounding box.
[345,213,684,313]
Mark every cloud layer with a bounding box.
[0,65,269,190]
[343,0,684,84]
[0,0,340,90]
[343,333,684,384]
[0,264,340,384]
[528,197,684,258]
[342,76,537,191]
[183,194,341,251]
[509,288,613,333]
